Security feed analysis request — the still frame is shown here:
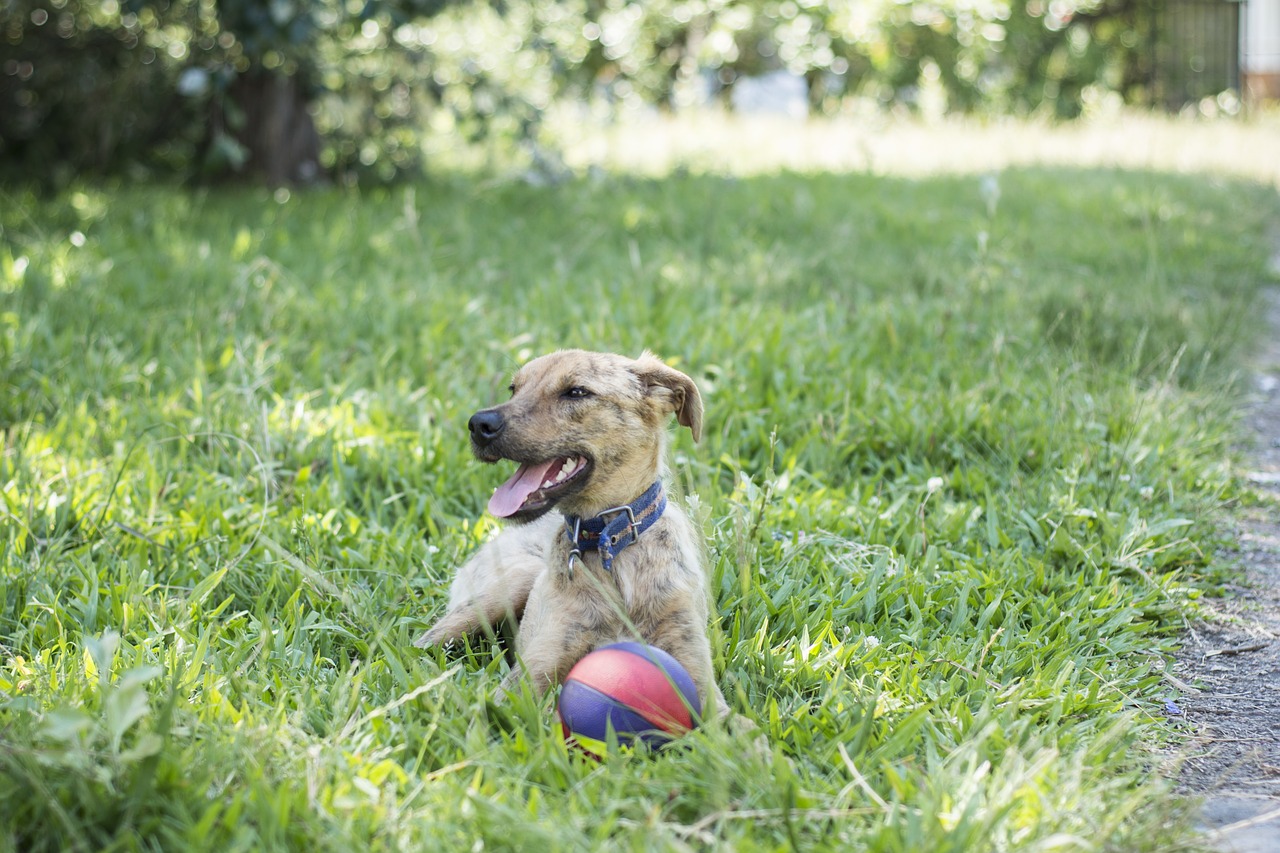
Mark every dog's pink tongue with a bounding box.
[488,460,558,518]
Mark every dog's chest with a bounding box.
[556,529,699,618]
[546,519,694,606]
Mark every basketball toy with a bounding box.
[558,642,701,755]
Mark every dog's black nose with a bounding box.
[468,409,505,445]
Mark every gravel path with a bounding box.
[1173,265,1280,851]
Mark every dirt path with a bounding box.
[1173,268,1280,852]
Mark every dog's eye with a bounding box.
[562,386,592,400]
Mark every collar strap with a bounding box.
[564,481,666,574]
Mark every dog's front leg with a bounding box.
[498,573,613,699]
[414,599,507,649]
[414,515,558,648]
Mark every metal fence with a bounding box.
[1154,0,1243,108]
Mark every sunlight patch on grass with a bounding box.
[551,111,1280,187]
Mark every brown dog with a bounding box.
[414,349,727,717]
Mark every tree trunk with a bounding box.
[226,70,322,186]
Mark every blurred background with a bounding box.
[1,0,1277,186]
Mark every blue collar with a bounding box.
[564,481,666,574]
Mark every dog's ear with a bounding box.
[633,352,704,443]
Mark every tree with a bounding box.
[0,0,460,185]
[0,1,204,181]
[1,0,1175,185]
[146,0,457,185]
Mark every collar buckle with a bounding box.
[564,481,665,574]
[598,503,637,547]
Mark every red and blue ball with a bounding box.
[557,642,701,754]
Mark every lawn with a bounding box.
[2,125,1278,850]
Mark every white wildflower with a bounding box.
[980,173,1001,218]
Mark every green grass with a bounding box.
[1,155,1277,851]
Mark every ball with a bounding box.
[557,642,702,755]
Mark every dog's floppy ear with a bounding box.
[633,351,704,443]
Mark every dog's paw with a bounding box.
[495,665,522,700]
[413,607,481,650]
[412,626,449,649]
[725,712,772,759]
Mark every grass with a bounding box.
[2,118,1279,850]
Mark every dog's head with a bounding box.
[468,350,702,522]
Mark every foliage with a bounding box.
[2,0,1187,183]
[1,160,1276,848]
[541,0,1160,117]
[0,0,205,180]
[0,0,475,182]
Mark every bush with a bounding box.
[0,1,204,181]
[0,0,1182,184]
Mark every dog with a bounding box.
[414,349,728,718]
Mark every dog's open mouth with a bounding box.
[488,455,590,518]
